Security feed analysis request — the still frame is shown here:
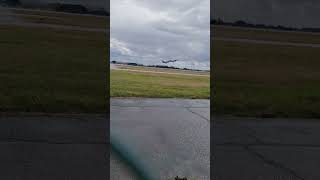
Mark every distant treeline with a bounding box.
[111,61,207,72]
[148,65,205,72]
[211,18,320,33]
[49,3,109,16]
[1,0,109,16]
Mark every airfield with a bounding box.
[0,6,211,179]
[110,64,210,179]
[212,25,320,180]
[213,25,320,118]
[2,5,320,180]
[110,64,210,99]
[0,7,107,113]
[0,7,109,179]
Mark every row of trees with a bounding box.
[211,18,320,33]
[0,0,109,16]
[50,3,109,16]
[111,61,205,71]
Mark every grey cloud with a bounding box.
[111,0,210,70]
[133,0,202,12]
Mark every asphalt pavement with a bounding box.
[214,37,320,48]
[0,98,210,180]
[0,114,108,180]
[110,98,210,180]
[0,7,107,33]
[0,21,106,33]
[213,116,320,180]
[1,100,319,180]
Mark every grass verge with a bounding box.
[212,39,320,118]
[0,25,107,113]
[110,69,209,99]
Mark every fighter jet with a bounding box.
[161,59,178,64]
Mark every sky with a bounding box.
[212,0,320,28]
[110,0,210,70]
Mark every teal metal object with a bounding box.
[110,133,158,180]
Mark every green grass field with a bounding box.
[0,15,107,113]
[213,27,320,118]
[110,69,210,99]
[11,8,108,29]
[6,8,319,118]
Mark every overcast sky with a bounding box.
[110,0,210,70]
[212,0,320,28]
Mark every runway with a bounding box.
[214,37,320,48]
[0,7,107,33]
[110,64,210,77]
[0,21,107,32]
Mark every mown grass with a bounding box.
[0,25,107,113]
[212,39,320,118]
[110,70,210,99]
[11,8,108,29]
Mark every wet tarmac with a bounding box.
[0,114,108,180]
[213,116,320,180]
[2,100,319,180]
[110,98,210,180]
